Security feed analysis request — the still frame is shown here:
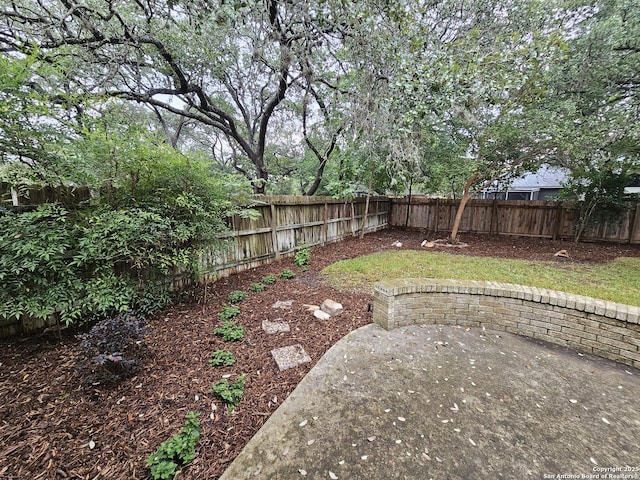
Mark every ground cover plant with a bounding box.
[211,375,246,410]
[209,350,236,367]
[214,320,244,341]
[146,412,201,480]
[2,230,640,479]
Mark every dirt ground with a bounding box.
[2,229,640,480]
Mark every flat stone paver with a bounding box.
[271,344,312,371]
[262,319,291,334]
[221,324,640,480]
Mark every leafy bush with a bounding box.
[279,268,296,279]
[214,320,244,341]
[146,412,201,480]
[249,282,265,292]
[211,375,246,408]
[218,306,240,321]
[227,290,248,303]
[209,350,236,367]
[294,246,312,267]
[78,315,146,384]
[261,274,277,285]
[0,131,255,328]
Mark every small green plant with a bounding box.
[209,349,236,367]
[294,246,312,267]
[146,412,201,480]
[249,282,265,292]
[261,274,277,285]
[214,320,244,341]
[211,375,246,409]
[280,268,296,279]
[218,305,240,321]
[227,290,248,303]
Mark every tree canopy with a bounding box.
[1,0,639,199]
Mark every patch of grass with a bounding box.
[321,250,640,305]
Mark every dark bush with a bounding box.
[78,315,146,384]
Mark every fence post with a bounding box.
[552,202,563,241]
[322,202,328,245]
[490,198,498,235]
[434,198,440,233]
[628,205,638,244]
[270,203,279,259]
[351,201,356,237]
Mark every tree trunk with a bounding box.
[360,170,374,239]
[450,191,472,242]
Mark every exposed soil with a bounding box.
[2,229,640,480]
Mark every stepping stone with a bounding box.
[271,344,311,371]
[262,319,290,334]
[272,300,294,310]
[321,299,343,316]
[314,309,331,321]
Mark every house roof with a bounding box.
[508,165,568,190]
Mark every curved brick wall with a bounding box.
[373,279,640,369]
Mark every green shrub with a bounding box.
[261,274,277,285]
[294,246,312,267]
[214,320,244,341]
[279,268,296,279]
[0,135,255,327]
[249,282,265,292]
[227,290,248,303]
[211,375,246,408]
[218,305,240,321]
[146,412,201,480]
[209,350,236,367]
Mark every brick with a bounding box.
[561,326,596,341]
[581,339,620,356]
[620,349,640,362]
[592,348,629,365]
[531,319,560,331]
[597,335,638,351]
[598,322,632,338]
[549,330,581,345]
[518,324,548,336]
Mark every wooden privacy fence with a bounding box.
[390,197,640,243]
[1,195,390,336]
[177,195,390,284]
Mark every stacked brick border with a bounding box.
[373,279,640,369]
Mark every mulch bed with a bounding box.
[2,229,640,480]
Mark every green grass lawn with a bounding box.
[322,251,640,306]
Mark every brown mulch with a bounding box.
[2,229,640,480]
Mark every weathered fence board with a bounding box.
[390,197,640,243]
[204,196,389,280]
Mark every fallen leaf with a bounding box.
[329,471,338,479]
